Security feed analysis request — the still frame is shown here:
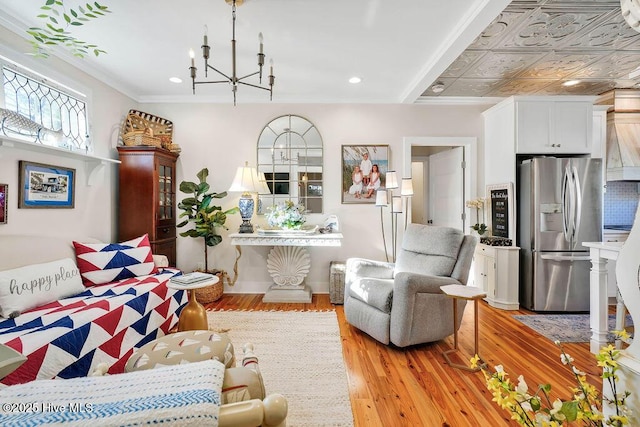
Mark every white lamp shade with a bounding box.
[257,172,271,194]
[375,190,388,206]
[386,171,398,189]
[391,196,403,213]
[229,163,261,193]
[401,178,414,196]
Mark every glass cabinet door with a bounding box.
[158,162,174,221]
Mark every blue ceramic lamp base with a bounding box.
[238,194,255,234]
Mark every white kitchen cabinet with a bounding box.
[474,243,520,310]
[603,230,630,299]
[483,96,595,187]
[516,100,593,154]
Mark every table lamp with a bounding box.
[229,161,261,233]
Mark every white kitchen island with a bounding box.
[583,241,624,354]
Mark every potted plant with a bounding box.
[177,168,238,273]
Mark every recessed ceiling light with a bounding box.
[169,77,183,84]
[562,80,581,87]
[431,81,445,93]
[349,76,362,84]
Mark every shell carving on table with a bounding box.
[267,246,311,286]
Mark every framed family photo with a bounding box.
[341,145,389,204]
[0,184,7,224]
[18,161,75,209]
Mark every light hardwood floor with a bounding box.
[206,294,600,427]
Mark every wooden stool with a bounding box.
[440,284,487,372]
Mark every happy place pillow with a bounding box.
[73,234,157,287]
[0,258,85,318]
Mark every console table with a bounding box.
[229,232,343,303]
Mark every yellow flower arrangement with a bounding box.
[471,335,631,426]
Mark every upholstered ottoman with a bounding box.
[126,330,265,403]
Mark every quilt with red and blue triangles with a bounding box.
[0,268,187,385]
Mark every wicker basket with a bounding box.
[195,271,224,304]
[121,109,173,148]
[122,129,162,147]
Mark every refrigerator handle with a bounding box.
[561,167,572,242]
[572,166,582,243]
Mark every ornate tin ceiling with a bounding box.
[422,0,640,98]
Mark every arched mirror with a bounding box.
[257,115,323,214]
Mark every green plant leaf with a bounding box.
[179,181,199,193]
[205,235,223,247]
[560,401,578,422]
[197,182,210,195]
[212,191,228,199]
[196,168,209,184]
[70,9,78,17]
[176,220,189,228]
[86,3,94,11]
[46,0,55,5]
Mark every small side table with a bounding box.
[440,284,486,372]
[167,274,220,331]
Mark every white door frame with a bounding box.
[402,137,478,227]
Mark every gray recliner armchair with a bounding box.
[344,224,478,347]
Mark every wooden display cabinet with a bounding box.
[117,146,179,266]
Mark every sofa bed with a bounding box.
[0,234,187,385]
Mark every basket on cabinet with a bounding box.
[121,109,173,149]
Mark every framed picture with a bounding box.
[342,145,389,204]
[486,182,515,242]
[18,161,75,209]
[0,184,7,224]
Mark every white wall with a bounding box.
[0,24,488,294]
[0,25,135,242]
[142,102,486,293]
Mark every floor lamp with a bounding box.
[375,190,389,262]
[401,178,414,230]
[391,196,402,262]
[385,171,399,262]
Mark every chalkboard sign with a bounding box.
[486,183,515,242]
[490,189,509,237]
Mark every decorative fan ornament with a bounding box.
[621,0,640,32]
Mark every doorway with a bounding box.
[402,137,478,232]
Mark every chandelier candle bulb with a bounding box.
[259,32,263,53]
[204,25,208,47]
[189,49,195,67]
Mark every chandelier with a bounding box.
[189,0,275,105]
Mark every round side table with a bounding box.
[440,284,487,372]
[168,274,220,331]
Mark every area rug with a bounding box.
[513,314,633,343]
[207,310,354,427]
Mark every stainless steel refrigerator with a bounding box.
[518,157,602,311]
